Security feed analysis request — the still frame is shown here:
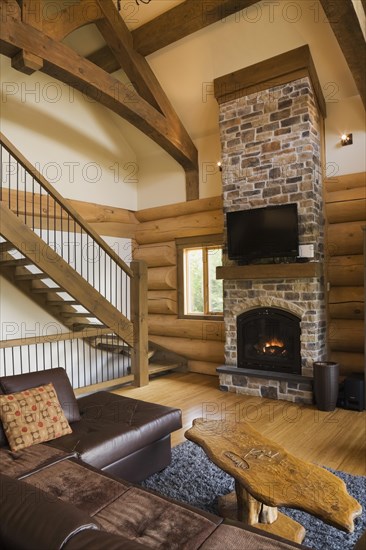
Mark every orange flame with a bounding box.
[263,338,285,354]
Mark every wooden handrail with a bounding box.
[0,327,113,349]
[0,132,133,278]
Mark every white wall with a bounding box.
[325,95,366,177]
[0,56,138,210]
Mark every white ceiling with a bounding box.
[61,0,360,161]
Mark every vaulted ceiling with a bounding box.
[1,0,364,203]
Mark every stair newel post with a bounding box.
[130,260,149,387]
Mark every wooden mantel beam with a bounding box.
[88,0,259,72]
[0,6,199,199]
[319,0,366,109]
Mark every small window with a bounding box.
[177,236,223,319]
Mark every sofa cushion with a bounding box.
[0,443,76,480]
[200,523,308,550]
[0,368,80,423]
[0,383,72,452]
[0,473,99,550]
[47,391,182,470]
[94,486,220,550]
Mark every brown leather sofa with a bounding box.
[0,367,313,550]
[0,444,310,550]
[0,368,182,482]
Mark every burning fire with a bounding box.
[263,338,285,354]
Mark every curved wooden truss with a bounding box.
[0,0,199,199]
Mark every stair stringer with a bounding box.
[0,202,134,347]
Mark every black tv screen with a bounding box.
[227,203,299,263]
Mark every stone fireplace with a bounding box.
[215,72,327,404]
[237,307,301,375]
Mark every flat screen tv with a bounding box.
[227,203,299,263]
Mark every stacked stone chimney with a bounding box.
[217,77,327,403]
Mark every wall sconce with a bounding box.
[217,161,222,172]
[341,133,353,146]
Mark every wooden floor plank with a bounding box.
[113,373,366,475]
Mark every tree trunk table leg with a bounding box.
[235,480,278,524]
[218,482,306,545]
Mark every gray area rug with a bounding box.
[141,440,366,550]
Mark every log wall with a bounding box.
[325,173,365,376]
[133,197,225,376]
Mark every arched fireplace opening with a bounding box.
[237,307,301,375]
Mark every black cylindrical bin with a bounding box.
[313,361,339,411]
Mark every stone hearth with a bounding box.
[217,76,326,404]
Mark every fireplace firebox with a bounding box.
[237,308,301,374]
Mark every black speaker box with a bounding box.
[339,374,365,411]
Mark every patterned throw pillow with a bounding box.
[0,383,72,452]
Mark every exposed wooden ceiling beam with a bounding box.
[133,0,260,56]
[319,0,366,109]
[94,0,199,198]
[0,14,198,183]
[88,0,259,73]
[95,0,165,114]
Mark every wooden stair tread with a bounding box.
[15,273,48,280]
[0,241,15,253]
[60,312,95,318]
[32,287,64,293]
[148,362,181,374]
[0,258,32,267]
[72,323,107,330]
[47,300,79,306]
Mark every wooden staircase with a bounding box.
[0,133,185,388]
[87,335,187,377]
[0,230,186,379]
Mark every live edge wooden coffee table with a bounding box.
[185,419,362,544]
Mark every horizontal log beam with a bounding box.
[148,266,177,290]
[187,360,220,376]
[329,287,364,320]
[135,209,224,245]
[327,255,364,287]
[148,316,225,341]
[133,241,176,267]
[328,319,364,353]
[326,198,366,225]
[329,351,364,375]
[135,196,223,223]
[324,172,366,193]
[148,290,178,315]
[327,221,365,256]
[148,335,225,363]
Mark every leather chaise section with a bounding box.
[47,391,182,470]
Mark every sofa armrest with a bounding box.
[0,473,99,550]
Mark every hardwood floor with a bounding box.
[113,373,366,476]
